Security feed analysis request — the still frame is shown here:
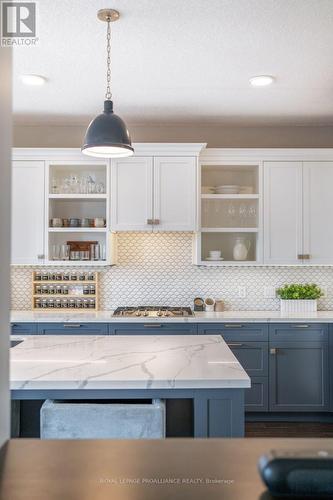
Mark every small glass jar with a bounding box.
[76,299,83,309]
[88,299,95,309]
[63,285,69,295]
[41,298,48,308]
[63,272,70,281]
[35,285,42,294]
[83,285,90,295]
[61,299,69,308]
[35,298,42,309]
[50,271,57,281]
[89,285,95,295]
[55,298,62,309]
[87,272,94,281]
[48,298,55,308]
[71,272,77,281]
[83,299,89,309]
[69,298,76,308]
[35,271,42,281]
[56,285,62,295]
[56,272,62,281]
[49,285,55,294]
[41,285,49,295]
[79,272,86,281]
[42,272,49,281]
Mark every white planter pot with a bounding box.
[280,299,317,313]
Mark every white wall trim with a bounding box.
[200,148,333,161]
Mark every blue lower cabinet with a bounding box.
[198,323,268,342]
[37,323,109,335]
[225,341,268,377]
[109,323,198,335]
[245,377,268,412]
[11,323,38,335]
[269,340,329,411]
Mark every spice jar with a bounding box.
[41,285,49,295]
[35,298,42,308]
[55,299,62,309]
[42,272,49,281]
[63,272,70,281]
[35,271,42,281]
[70,272,77,281]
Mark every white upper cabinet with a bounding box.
[111,157,153,231]
[153,157,196,231]
[11,160,45,265]
[303,162,333,264]
[264,162,302,264]
[110,154,198,232]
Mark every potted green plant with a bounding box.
[276,283,323,313]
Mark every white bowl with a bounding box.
[215,185,239,194]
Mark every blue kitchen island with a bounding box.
[10,334,250,438]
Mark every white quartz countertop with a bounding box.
[10,310,333,323]
[10,335,250,391]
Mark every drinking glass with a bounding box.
[100,244,106,260]
[227,203,236,226]
[59,244,70,260]
[239,204,248,227]
[93,244,100,260]
[51,245,60,260]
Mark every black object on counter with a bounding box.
[258,448,333,497]
[193,297,204,311]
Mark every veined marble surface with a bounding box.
[10,335,250,391]
[10,309,333,323]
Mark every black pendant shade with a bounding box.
[82,100,134,158]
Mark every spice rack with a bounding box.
[32,271,99,311]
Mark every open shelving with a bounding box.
[194,159,263,265]
[45,160,115,266]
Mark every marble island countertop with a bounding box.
[10,309,333,323]
[10,335,250,391]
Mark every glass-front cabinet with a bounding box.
[194,157,262,265]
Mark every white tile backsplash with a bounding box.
[11,232,333,311]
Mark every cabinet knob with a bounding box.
[270,348,277,355]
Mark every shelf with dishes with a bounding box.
[194,161,262,265]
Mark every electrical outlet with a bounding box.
[321,286,328,298]
[237,286,247,298]
[264,286,276,298]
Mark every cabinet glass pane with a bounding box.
[49,164,107,195]
[201,232,257,262]
[201,165,258,194]
[202,199,258,228]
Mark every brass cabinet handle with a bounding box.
[224,324,243,328]
[37,254,45,259]
[63,324,82,328]
[227,343,244,347]
[303,254,311,260]
[270,348,277,355]
[297,254,304,260]
[292,324,309,328]
[153,219,160,225]
[146,219,153,225]
[144,324,162,328]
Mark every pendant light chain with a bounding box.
[105,18,112,101]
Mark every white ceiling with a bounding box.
[13,0,333,126]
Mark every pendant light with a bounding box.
[82,9,134,158]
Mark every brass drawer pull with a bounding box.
[153,219,160,225]
[292,324,309,328]
[144,324,162,328]
[227,343,244,347]
[146,219,153,225]
[224,324,243,328]
[63,324,82,328]
[303,254,311,260]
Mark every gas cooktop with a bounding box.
[113,306,193,318]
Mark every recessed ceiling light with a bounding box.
[20,74,47,86]
[249,75,275,87]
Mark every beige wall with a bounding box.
[14,123,333,148]
[0,48,12,443]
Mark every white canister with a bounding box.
[204,298,215,312]
[233,237,251,261]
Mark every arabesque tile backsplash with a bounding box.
[11,232,333,311]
